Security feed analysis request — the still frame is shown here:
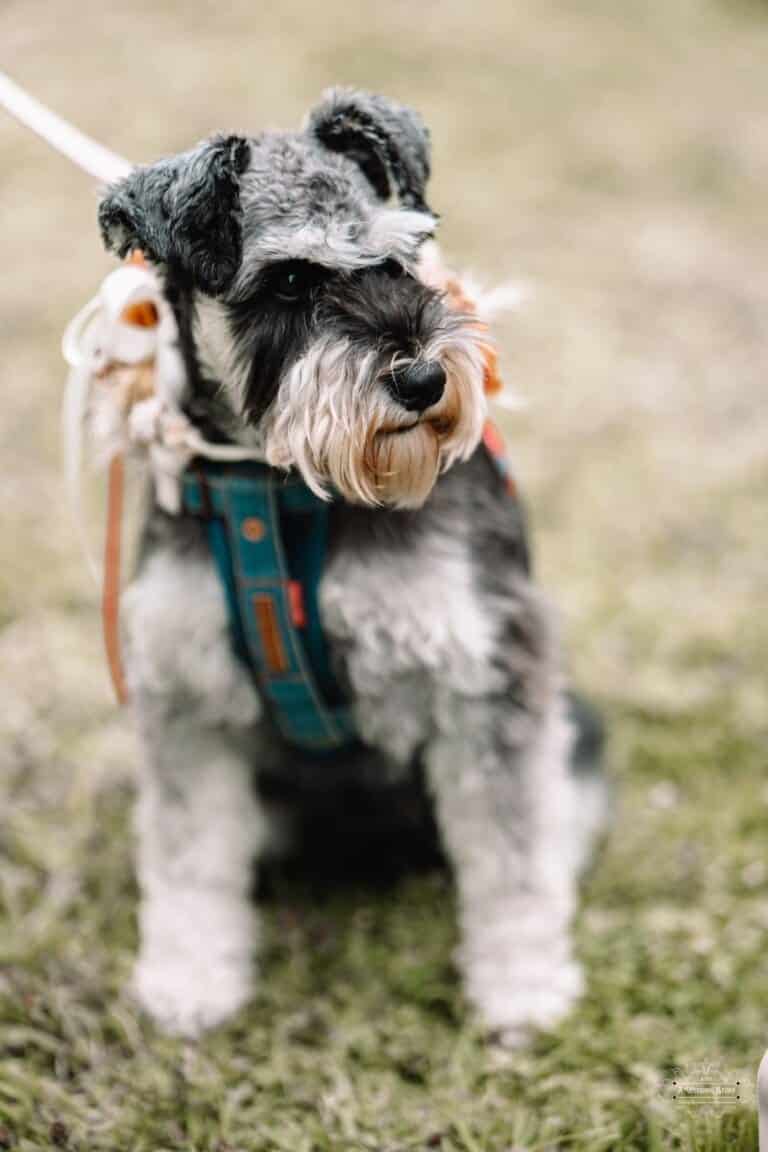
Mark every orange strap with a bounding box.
[100,250,149,706]
[103,453,128,704]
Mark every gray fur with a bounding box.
[101,91,606,1042]
[306,87,432,212]
[99,134,250,294]
[99,88,436,301]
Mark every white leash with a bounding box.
[0,70,131,184]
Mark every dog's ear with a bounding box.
[307,88,432,214]
[98,135,250,295]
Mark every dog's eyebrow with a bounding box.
[232,205,434,301]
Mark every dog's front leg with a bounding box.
[427,692,582,1046]
[124,540,265,1036]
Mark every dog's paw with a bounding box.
[464,952,584,1048]
[132,952,253,1037]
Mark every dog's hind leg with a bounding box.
[426,689,587,1046]
[123,527,266,1036]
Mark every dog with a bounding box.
[96,88,606,1044]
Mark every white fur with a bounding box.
[194,297,249,402]
[321,527,501,764]
[426,694,582,1045]
[123,549,262,726]
[193,297,267,452]
[124,548,265,1034]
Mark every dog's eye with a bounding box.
[382,259,406,279]
[270,261,320,304]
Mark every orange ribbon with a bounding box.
[442,275,503,395]
[102,249,151,705]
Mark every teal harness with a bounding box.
[180,424,515,755]
[182,464,356,752]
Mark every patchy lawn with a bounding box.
[1,0,768,1148]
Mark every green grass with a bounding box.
[1,701,764,1150]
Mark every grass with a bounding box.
[2,0,768,1147]
[2,700,766,1149]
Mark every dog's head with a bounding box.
[99,89,487,508]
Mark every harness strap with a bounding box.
[482,420,518,498]
[103,453,128,703]
[101,420,518,728]
[181,464,357,752]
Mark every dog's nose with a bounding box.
[389,360,446,412]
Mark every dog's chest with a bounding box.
[319,524,499,762]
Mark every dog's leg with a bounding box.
[123,533,265,1036]
[426,689,584,1046]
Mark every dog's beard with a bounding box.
[263,326,487,508]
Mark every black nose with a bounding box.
[389,360,446,412]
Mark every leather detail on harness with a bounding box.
[252,594,289,675]
[181,462,357,753]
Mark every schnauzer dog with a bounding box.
[97,88,606,1043]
